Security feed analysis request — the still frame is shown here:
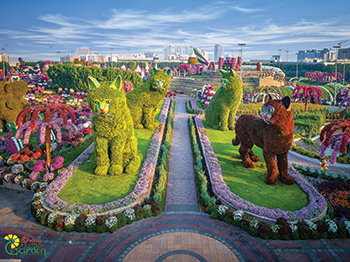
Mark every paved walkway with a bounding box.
[166,95,198,213]
[0,94,350,261]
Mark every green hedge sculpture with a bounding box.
[126,68,171,130]
[205,69,243,131]
[87,75,141,176]
[0,81,30,131]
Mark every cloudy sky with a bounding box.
[1,0,349,62]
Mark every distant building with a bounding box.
[77,47,91,57]
[185,46,193,56]
[0,53,9,63]
[144,52,154,58]
[60,55,78,62]
[297,48,335,62]
[214,43,224,63]
[338,47,350,60]
[164,45,172,60]
[200,49,209,60]
[175,45,182,56]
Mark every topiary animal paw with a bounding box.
[125,156,141,174]
[242,160,255,169]
[281,175,294,185]
[220,126,229,131]
[266,176,277,185]
[95,165,109,176]
[109,165,123,176]
[135,124,144,129]
[228,125,235,130]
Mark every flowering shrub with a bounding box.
[63,214,76,232]
[75,213,88,232]
[54,216,65,232]
[95,215,107,233]
[106,216,118,233]
[85,215,96,233]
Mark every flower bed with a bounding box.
[30,99,174,232]
[193,114,327,223]
[188,116,350,240]
[185,100,204,115]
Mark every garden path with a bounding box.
[0,94,350,261]
[165,94,198,212]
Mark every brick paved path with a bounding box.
[165,94,198,212]
[1,94,350,261]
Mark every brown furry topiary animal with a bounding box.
[232,96,294,185]
[0,81,30,131]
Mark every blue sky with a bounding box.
[1,0,349,62]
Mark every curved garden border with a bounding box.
[193,114,327,223]
[39,99,171,217]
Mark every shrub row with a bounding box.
[292,164,349,182]
[188,115,350,240]
[185,100,205,115]
[152,100,175,208]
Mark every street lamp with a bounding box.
[56,51,61,63]
[278,49,282,67]
[238,43,246,79]
[49,46,53,62]
[333,45,340,106]
[110,48,114,68]
[295,53,299,78]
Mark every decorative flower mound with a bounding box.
[195,114,327,222]
[41,99,171,214]
[319,119,350,165]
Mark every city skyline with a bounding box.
[1,0,349,62]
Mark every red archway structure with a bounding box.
[209,61,215,70]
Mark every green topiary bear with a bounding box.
[0,81,30,131]
[87,75,141,176]
[126,68,170,130]
[205,69,243,131]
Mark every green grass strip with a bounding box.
[58,101,165,205]
[202,118,309,211]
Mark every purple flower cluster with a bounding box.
[41,99,171,214]
[320,133,348,165]
[194,115,327,222]
[190,100,204,112]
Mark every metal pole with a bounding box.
[278,49,282,67]
[333,46,339,106]
[343,62,346,86]
[110,48,114,68]
[295,53,298,78]
[50,46,52,62]
[238,43,246,80]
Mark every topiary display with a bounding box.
[0,81,30,131]
[205,69,243,131]
[232,97,295,185]
[87,75,141,176]
[126,69,170,130]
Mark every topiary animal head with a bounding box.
[87,75,125,118]
[149,68,171,92]
[219,69,242,90]
[261,96,293,125]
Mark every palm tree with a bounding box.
[292,86,323,112]
[15,103,76,166]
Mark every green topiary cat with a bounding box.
[87,75,141,176]
[205,69,243,131]
[126,68,170,130]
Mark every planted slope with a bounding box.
[58,101,164,205]
[203,118,309,211]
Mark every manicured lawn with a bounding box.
[58,100,164,205]
[203,118,309,211]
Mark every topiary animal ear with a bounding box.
[88,76,100,90]
[110,75,123,91]
[230,69,236,77]
[219,69,226,77]
[281,96,291,111]
[165,69,171,76]
[152,68,158,75]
